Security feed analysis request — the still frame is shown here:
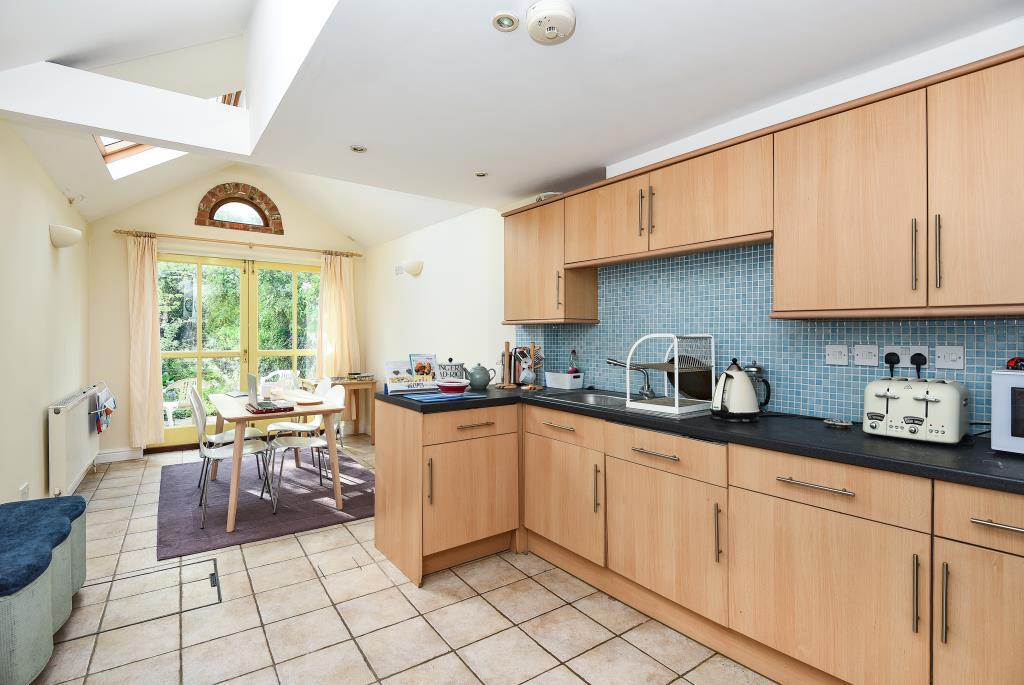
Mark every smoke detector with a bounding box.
[526,0,576,45]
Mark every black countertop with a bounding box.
[376,389,1024,495]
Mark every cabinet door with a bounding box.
[606,456,728,623]
[773,91,927,312]
[649,136,772,251]
[728,487,930,685]
[422,433,519,555]
[523,433,605,565]
[933,538,1024,684]
[504,202,564,321]
[928,57,1024,307]
[564,174,649,263]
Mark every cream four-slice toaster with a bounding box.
[863,377,969,444]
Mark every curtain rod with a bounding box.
[113,229,362,258]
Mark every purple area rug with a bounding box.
[156,447,374,559]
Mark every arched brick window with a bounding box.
[195,182,283,235]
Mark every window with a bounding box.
[196,182,284,235]
[211,200,267,227]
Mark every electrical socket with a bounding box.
[882,345,929,368]
[853,345,879,367]
[935,345,965,370]
[825,344,849,366]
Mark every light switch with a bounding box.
[825,345,849,366]
[935,345,965,370]
[854,345,879,367]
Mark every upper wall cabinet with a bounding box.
[927,57,1024,308]
[649,136,773,252]
[503,201,598,324]
[773,91,928,313]
[564,174,650,264]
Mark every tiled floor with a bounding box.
[38,435,776,685]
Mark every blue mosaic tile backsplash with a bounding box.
[516,243,1023,424]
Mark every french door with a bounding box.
[158,254,320,445]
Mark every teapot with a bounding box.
[467,363,496,390]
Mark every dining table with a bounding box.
[207,391,345,532]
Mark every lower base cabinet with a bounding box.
[524,432,605,566]
[728,487,930,684]
[606,456,728,624]
[933,537,1024,684]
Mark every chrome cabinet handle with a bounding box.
[555,271,562,308]
[593,464,600,513]
[647,185,655,235]
[776,476,855,497]
[457,421,495,430]
[934,214,942,289]
[637,188,645,235]
[970,517,1024,535]
[912,553,920,633]
[541,420,576,432]
[910,218,918,291]
[713,502,722,563]
[631,446,679,462]
[941,561,950,643]
[427,457,433,504]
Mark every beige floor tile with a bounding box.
[182,548,244,581]
[566,638,675,685]
[88,495,137,512]
[182,570,251,610]
[383,653,480,685]
[242,537,305,568]
[134,492,160,505]
[32,635,95,685]
[84,507,133,524]
[85,650,180,685]
[264,606,350,663]
[91,486,140,500]
[55,603,103,641]
[622,620,713,674]
[115,547,173,575]
[378,559,411,585]
[322,564,393,603]
[525,665,586,684]
[90,615,180,673]
[454,556,527,593]
[359,540,386,562]
[126,516,158,534]
[220,666,280,685]
[86,554,118,581]
[247,557,316,593]
[256,578,331,623]
[181,627,273,685]
[337,586,417,636]
[572,592,648,634]
[86,519,130,541]
[533,568,595,603]
[499,552,555,577]
[682,654,776,685]
[521,605,613,661]
[121,530,158,552]
[356,616,449,678]
[398,569,474,613]
[87,537,124,559]
[138,481,161,494]
[482,578,564,624]
[73,582,110,607]
[131,503,159,518]
[101,585,180,630]
[275,641,374,685]
[296,524,357,554]
[458,627,558,685]
[346,519,375,542]
[108,567,180,600]
[307,542,373,576]
[182,595,262,647]
[424,596,512,649]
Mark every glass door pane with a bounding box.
[202,264,241,351]
[159,262,197,351]
[257,268,293,351]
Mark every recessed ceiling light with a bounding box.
[350,145,367,153]
[492,11,519,32]
[475,171,489,178]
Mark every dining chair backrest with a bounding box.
[188,386,209,445]
[262,370,297,389]
[325,385,346,409]
[313,378,332,397]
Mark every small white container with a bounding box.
[546,372,584,390]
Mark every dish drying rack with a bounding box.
[625,333,715,415]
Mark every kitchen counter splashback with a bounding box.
[516,243,1024,423]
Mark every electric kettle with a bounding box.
[711,358,768,421]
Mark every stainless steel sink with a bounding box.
[543,390,628,408]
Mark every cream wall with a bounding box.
[0,121,89,502]
[89,163,360,452]
[357,208,512,389]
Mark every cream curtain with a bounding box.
[126,235,165,447]
[317,254,361,379]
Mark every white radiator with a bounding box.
[48,385,100,497]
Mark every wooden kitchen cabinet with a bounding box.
[503,200,598,324]
[606,456,728,623]
[927,57,1024,308]
[564,174,650,264]
[728,486,930,684]
[932,537,1024,684]
[773,90,928,314]
[649,136,772,252]
[523,432,605,565]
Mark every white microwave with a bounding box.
[992,369,1024,454]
